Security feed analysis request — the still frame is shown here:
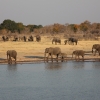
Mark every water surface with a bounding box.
[0,61,100,100]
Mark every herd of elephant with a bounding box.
[2,35,78,45]
[2,35,41,42]
[44,43,100,62]
[6,43,100,64]
[52,37,78,45]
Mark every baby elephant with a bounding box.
[60,53,67,62]
[7,50,17,64]
[72,50,85,61]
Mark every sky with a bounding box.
[0,0,100,26]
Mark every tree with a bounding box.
[96,23,100,29]
[79,20,91,32]
[0,19,18,33]
[27,24,43,32]
[17,23,25,33]
[68,24,79,33]
[52,23,65,33]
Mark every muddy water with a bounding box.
[0,61,100,100]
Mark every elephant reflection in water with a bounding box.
[45,63,62,70]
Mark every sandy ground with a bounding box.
[0,37,100,64]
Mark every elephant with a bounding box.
[68,37,78,45]
[60,53,67,62]
[92,44,100,56]
[2,36,9,42]
[13,36,19,41]
[7,50,17,64]
[72,50,84,61]
[35,35,41,42]
[44,47,61,62]
[52,37,61,45]
[64,39,68,45]
[23,36,27,42]
[28,35,34,41]
[96,47,100,56]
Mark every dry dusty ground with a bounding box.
[0,36,100,64]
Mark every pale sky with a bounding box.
[0,0,100,26]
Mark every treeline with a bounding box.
[0,19,100,35]
[43,21,100,34]
[0,19,43,33]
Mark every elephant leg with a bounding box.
[10,57,12,64]
[51,54,53,62]
[47,54,50,62]
[61,56,64,62]
[82,56,84,61]
[11,59,12,64]
[76,55,78,61]
[99,51,100,56]
[94,50,97,56]
[8,57,12,64]
[75,55,77,61]
[8,56,10,64]
[78,56,80,61]
[8,59,10,64]
[15,57,16,63]
[78,55,81,61]
[56,54,59,62]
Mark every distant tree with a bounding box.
[80,24,88,32]
[68,24,78,33]
[96,23,100,29]
[16,23,25,33]
[79,20,91,32]
[52,23,65,33]
[38,25,43,28]
[27,24,43,32]
[0,19,18,33]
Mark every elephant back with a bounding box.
[92,44,100,49]
[7,50,17,58]
[73,50,84,56]
[52,47,61,55]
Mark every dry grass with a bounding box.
[0,36,100,63]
